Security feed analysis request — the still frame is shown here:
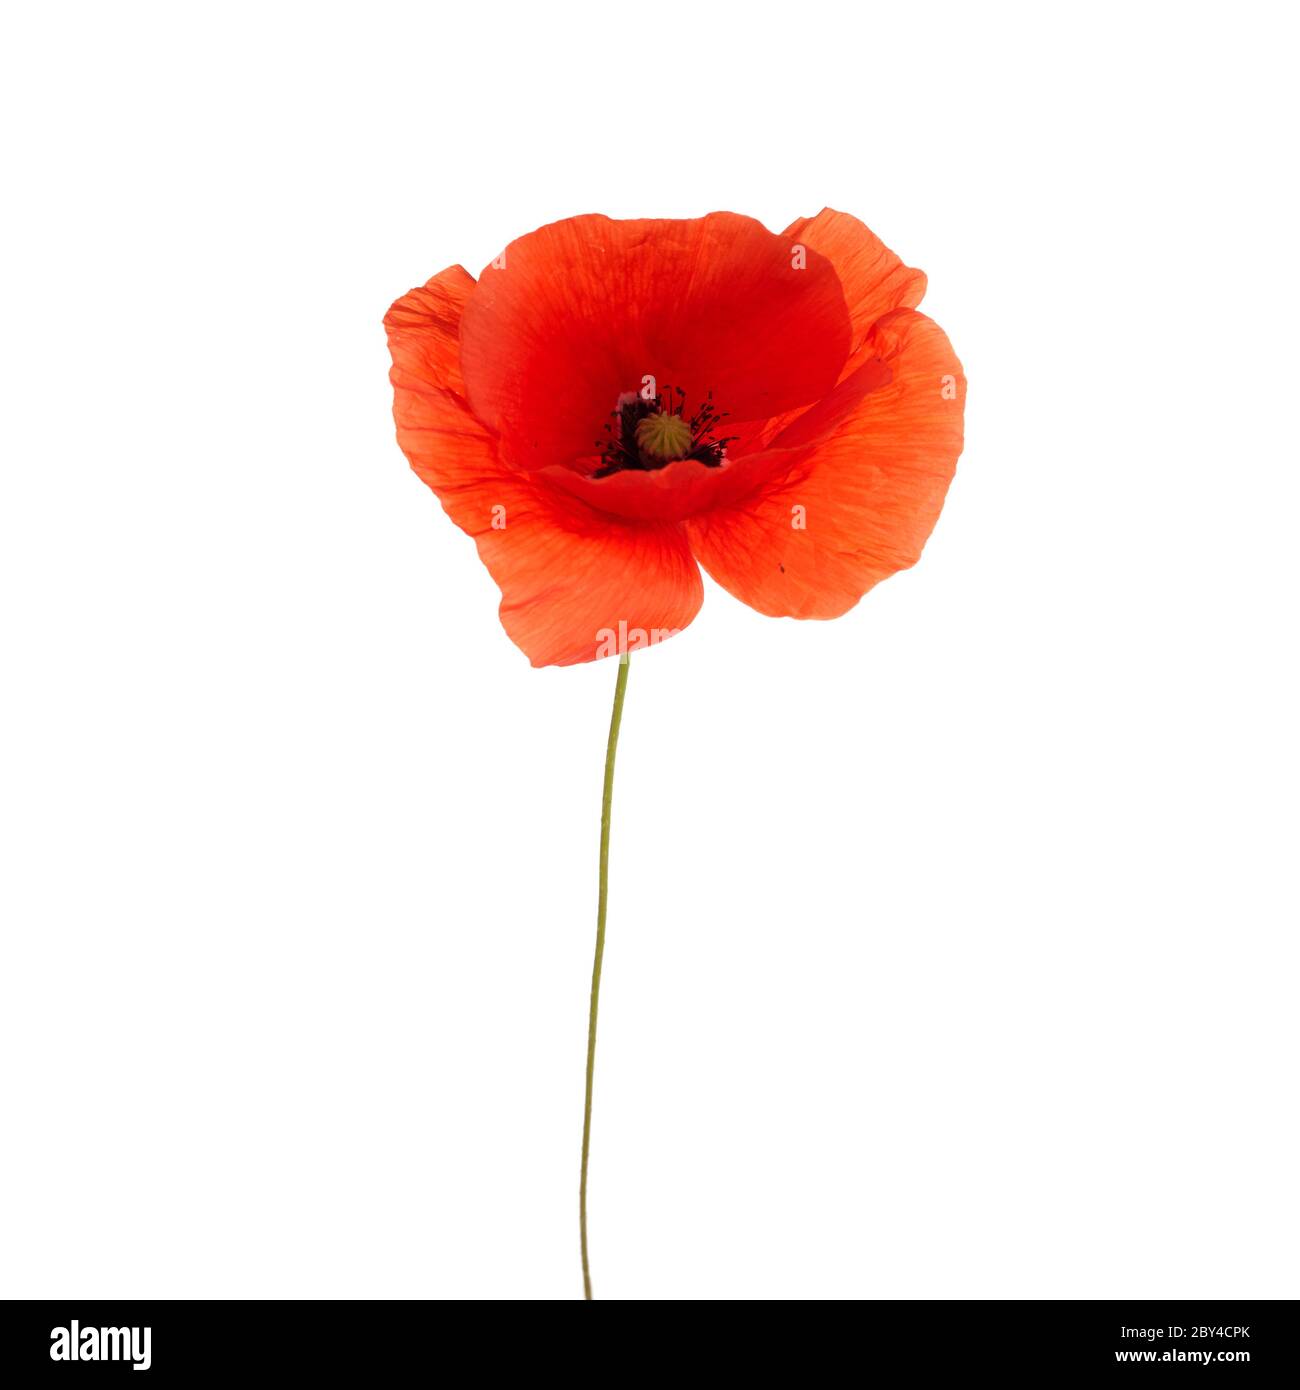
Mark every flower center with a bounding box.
[635,411,693,462]
[594,386,737,478]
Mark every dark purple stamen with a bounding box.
[593,385,738,478]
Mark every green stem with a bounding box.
[580,651,630,1301]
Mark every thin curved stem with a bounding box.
[580,651,630,1301]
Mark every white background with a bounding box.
[2,2,1296,1301]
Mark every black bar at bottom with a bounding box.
[0,1298,1292,1378]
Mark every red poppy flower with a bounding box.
[385,209,965,665]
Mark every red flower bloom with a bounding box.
[385,210,965,666]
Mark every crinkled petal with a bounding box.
[458,212,852,471]
[385,269,702,666]
[684,309,965,618]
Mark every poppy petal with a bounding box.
[476,488,703,667]
[457,213,852,472]
[684,309,964,618]
[724,210,930,459]
[386,269,702,666]
[782,208,927,356]
[383,263,478,392]
[385,266,499,503]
